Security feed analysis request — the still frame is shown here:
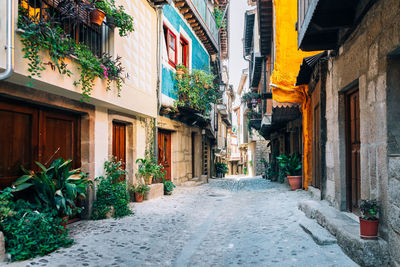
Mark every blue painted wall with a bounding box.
[162,5,210,100]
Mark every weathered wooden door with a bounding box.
[112,122,126,167]
[311,83,321,189]
[0,99,80,189]
[158,130,171,181]
[345,88,361,212]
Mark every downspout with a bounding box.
[154,6,163,160]
[0,0,14,80]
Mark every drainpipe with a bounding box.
[0,0,14,80]
[154,6,163,160]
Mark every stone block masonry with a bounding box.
[255,140,270,176]
[0,231,4,262]
[145,183,164,200]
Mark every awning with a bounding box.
[296,51,328,85]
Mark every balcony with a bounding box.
[174,0,219,54]
[297,0,377,51]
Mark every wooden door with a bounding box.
[39,110,80,168]
[311,83,321,189]
[0,102,38,189]
[112,122,126,167]
[158,130,171,181]
[0,98,81,189]
[345,88,361,212]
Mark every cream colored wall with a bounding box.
[2,0,157,118]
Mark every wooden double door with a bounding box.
[158,130,171,181]
[345,88,361,212]
[0,99,80,189]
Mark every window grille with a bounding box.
[20,0,112,57]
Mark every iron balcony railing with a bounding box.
[190,0,219,45]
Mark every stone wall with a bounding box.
[157,116,202,185]
[255,140,270,176]
[324,0,400,264]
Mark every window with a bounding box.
[179,37,189,67]
[163,25,177,67]
[20,0,112,57]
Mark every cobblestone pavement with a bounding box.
[6,176,358,267]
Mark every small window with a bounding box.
[179,37,189,68]
[163,25,177,67]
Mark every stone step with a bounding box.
[298,200,390,267]
[299,217,337,245]
[180,180,205,187]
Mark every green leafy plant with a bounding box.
[132,184,150,196]
[360,200,379,220]
[174,66,219,116]
[215,162,228,175]
[94,0,134,37]
[1,205,73,262]
[243,166,248,175]
[91,158,131,220]
[213,6,226,30]
[0,188,15,223]
[276,154,302,176]
[18,8,73,86]
[17,7,127,101]
[241,91,260,103]
[136,153,165,183]
[12,158,91,217]
[162,178,176,195]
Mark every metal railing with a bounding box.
[190,0,219,44]
[20,0,112,57]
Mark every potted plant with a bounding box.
[90,6,106,26]
[94,0,134,36]
[162,178,176,195]
[276,154,302,190]
[176,64,186,79]
[133,184,150,202]
[359,200,379,239]
[136,157,156,185]
[215,162,228,178]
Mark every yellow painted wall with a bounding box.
[270,0,321,190]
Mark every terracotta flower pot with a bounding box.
[287,175,302,190]
[135,193,144,202]
[90,8,106,26]
[146,175,153,185]
[359,218,379,239]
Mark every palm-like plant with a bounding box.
[276,154,302,176]
[12,158,91,217]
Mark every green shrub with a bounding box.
[91,159,132,220]
[215,162,228,174]
[0,199,72,262]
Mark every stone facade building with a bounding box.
[297,0,400,265]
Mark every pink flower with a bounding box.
[101,64,109,79]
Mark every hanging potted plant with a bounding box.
[359,200,379,239]
[90,0,108,26]
[277,154,302,190]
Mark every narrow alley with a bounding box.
[9,177,357,267]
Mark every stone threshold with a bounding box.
[298,200,390,267]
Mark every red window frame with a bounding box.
[180,37,189,68]
[163,24,177,67]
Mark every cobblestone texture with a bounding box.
[5,176,357,267]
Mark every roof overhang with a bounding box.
[257,0,273,56]
[298,0,377,51]
[260,105,301,138]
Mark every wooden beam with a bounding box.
[187,18,196,23]
[184,13,193,19]
[175,1,185,7]
[180,7,190,14]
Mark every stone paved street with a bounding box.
[6,177,358,267]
